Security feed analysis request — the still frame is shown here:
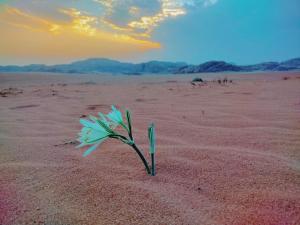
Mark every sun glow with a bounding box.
[0,6,160,63]
[0,0,218,63]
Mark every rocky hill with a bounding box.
[175,58,300,74]
[0,57,299,74]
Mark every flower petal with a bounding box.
[107,105,123,124]
[86,129,108,142]
[82,138,106,157]
[89,115,98,122]
[83,143,100,157]
[80,119,105,132]
[99,112,115,128]
[76,142,88,148]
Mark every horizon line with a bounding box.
[1,56,299,67]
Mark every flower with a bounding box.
[77,118,111,157]
[98,112,118,129]
[107,105,123,126]
[75,105,156,175]
[106,105,130,132]
[76,106,128,157]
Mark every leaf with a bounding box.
[126,109,132,137]
[148,123,156,154]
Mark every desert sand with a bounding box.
[0,72,300,225]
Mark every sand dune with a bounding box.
[0,72,300,225]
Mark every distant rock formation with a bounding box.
[0,57,299,74]
[176,61,242,73]
[276,58,300,71]
[175,58,300,74]
[134,61,186,73]
[241,62,280,71]
[0,58,186,74]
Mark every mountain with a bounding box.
[276,58,300,71]
[240,62,280,71]
[135,61,187,73]
[175,61,242,73]
[0,58,186,74]
[175,58,300,74]
[67,58,134,73]
[0,57,299,74]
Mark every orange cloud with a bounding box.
[98,0,187,36]
[59,8,97,36]
[0,6,160,63]
[0,7,63,33]
[128,1,186,33]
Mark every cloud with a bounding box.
[97,0,161,34]
[60,8,98,36]
[127,0,186,35]
[0,0,219,63]
[0,7,62,33]
[203,0,218,7]
[1,0,220,38]
[0,6,160,63]
[97,0,219,36]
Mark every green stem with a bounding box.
[111,134,151,175]
[128,128,133,141]
[151,153,155,176]
[120,123,130,134]
[130,143,151,175]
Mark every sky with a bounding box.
[0,0,299,65]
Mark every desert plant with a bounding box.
[148,123,156,176]
[76,105,156,176]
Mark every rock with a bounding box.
[0,88,23,97]
[192,78,204,82]
[283,76,290,80]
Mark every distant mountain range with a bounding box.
[0,57,299,74]
[175,58,300,74]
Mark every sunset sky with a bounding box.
[0,0,299,65]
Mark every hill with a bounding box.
[0,57,299,74]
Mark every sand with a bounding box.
[0,72,300,225]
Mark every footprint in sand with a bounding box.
[86,104,108,110]
[135,98,157,102]
[9,104,40,110]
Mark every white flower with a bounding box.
[75,105,156,175]
[106,105,123,125]
[77,118,111,157]
[76,106,127,157]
